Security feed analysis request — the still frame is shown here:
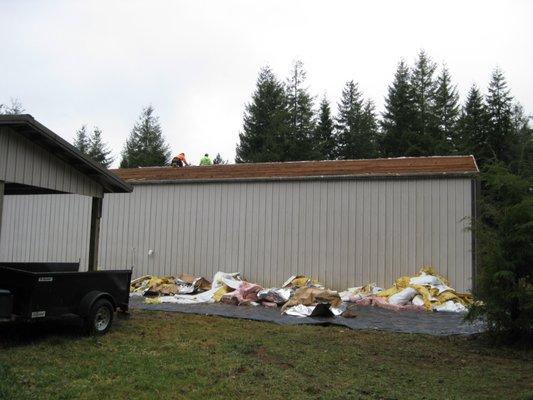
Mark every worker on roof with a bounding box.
[199,153,212,166]
[171,152,189,167]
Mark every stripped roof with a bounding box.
[112,155,479,184]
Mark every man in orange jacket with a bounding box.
[171,152,189,167]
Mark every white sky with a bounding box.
[1,0,531,167]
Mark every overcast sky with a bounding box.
[1,0,531,166]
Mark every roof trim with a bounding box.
[0,114,132,194]
[123,171,478,186]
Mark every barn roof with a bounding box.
[0,114,132,194]
[112,155,479,184]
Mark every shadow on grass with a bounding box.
[0,317,86,348]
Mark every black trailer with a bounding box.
[0,262,132,335]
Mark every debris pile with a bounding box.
[281,287,345,317]
[130,274,211,296]
[130,266,473,317]
[374,267,474,313]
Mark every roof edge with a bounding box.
[121,171,479,185]
[0,114,132,194]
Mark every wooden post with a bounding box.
[88,196,103,272]
[0,181,4,245]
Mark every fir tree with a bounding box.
[433,66,460,153]
[485,68,516,164]
[87,127,114,168]
[120,106,171,168]
[335,81,378,159]
[235,66,289,163]
[213,153,228,165]
[408,50,437,155]
[312,96,336,160]
[0,98,25,115]
[457,84,489,159]
[509,104,533,176]
[380,60,414,157]
[73,125,90,156]
[285,60,316,160]
[467,163,533,344]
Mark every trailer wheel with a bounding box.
[85,298,114,335]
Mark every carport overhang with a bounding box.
[0,114,133,271]
[0,114,132,195]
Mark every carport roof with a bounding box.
[112,155,479,184]
[0,114,132,193]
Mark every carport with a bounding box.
[0,114,132,270]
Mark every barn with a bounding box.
[0,115,132,271]
[0,118,479,293]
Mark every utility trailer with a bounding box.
[0,262,132,335]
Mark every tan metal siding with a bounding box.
[0,194,92,265]
[0,127,103,197]
[0,178,473,292]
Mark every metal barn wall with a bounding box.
[0,193,92,265]
[0,177,474,292]
[0,126,103,197]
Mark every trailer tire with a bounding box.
[85,298,114,335]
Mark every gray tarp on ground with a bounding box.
[129,297,485,336]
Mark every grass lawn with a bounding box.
[0,310,532,400]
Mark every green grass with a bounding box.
[0,310,532,400]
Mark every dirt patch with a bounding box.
[253,346,293,369]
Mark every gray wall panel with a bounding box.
[0,177,474,292]
[0,127,102,197]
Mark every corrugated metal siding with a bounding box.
[0,127,103,197]
[0,178,473,292]
[0,194,92,265]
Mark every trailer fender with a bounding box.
[78,291,116,317]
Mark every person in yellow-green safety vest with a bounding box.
[199,153,212,166]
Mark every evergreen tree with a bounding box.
[213,153,228,165]
[311,96,336,160]
[87,127,114,168]
[485,68,516,164]
[335,81,378,159]
[380,60,414,157]
[408,50,437,155]
[285,60,316,160]
[510,104,533,176]
[433,66,460,153]
[73,125,90,155]
[236,66,290,163]
[120,106,171,168]
[467,163,533,344]
[457,84,489,159]
[0,98,25,115]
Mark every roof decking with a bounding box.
[112,155,479,184]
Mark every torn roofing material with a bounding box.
[111,155,479,184]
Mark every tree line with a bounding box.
[71,105,227,168]
[236,51,531,172]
